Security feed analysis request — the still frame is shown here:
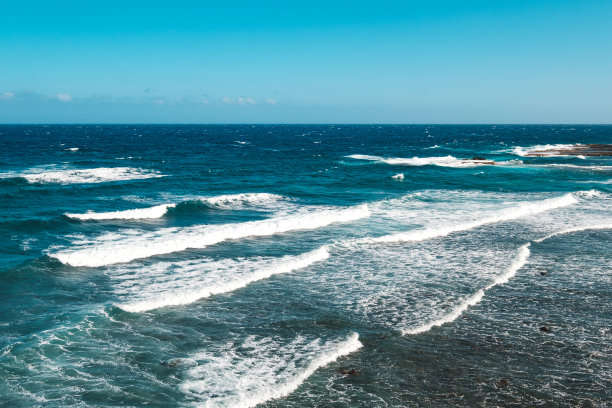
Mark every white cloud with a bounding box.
[0,92,15,100]
[57,93,72,102]
[221,96,233,104]
[265,98,277,105]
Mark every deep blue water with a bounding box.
[1,125,611,407]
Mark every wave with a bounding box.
[180,332,362,408]
[511,144,577,157]
[0,167,165,184]
[49,205,370,267]
[114,247,330,312]
[403,244,530,335]
[391,173,404,181]
[65,204,175,220]
[64,193,286,221]
[346,154,520,168]
[368,193,578,244]
[534,224,612,243]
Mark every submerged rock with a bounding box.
[540,326,551,333]
[496,378,510,388]
[338,368,360,377]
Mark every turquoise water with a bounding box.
[1,125,610,407]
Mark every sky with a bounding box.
[1,0,611,123]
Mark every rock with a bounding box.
[496,378,510,388]
[539,271,547,276]
[525,144,612,157]
[540,326,551,333]
[471,157,487,161]
[339,368,360,377]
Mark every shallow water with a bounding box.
[1,125,610,407]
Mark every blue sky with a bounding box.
[1,1,611,123]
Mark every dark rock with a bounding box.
[471,157,487,161]
[539,271,547,276]
[339,368,360,377]
[525,144,612,157]
[540,326,551,333]
[496,378,510,388]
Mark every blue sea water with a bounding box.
[0,125,610,407]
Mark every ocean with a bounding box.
[0,125,610,407]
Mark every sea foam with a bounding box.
[180,332,362,408]
[114,247,330,312]
[65,193,286,221]
[50,205,370,267]
[2,167,165,184]
[369,193,578,244]
[346,154,519,168]
[403,243,531,335]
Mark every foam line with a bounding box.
[64,193,286,221]
[371,193,578,244]
[346,154,520,168]
[534,224,612,243]
[4,167,165,184]
[65,204,175,220]
[50,205,369,267]
[180,332,362,408]
[403,244,530,335]
[116,247,330,312]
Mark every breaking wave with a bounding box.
[0,167,165,184]
[65,193,287,220]
[403,244,531,335]
[180,332,362,408]
[369,193,579,244]
[50,205,370,267]
[346,154,520,168]
[114,247,330,312]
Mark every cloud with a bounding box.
[221,96,233,104]
[0,92,15,100]
[237,97,257,105]
[57,93,72,102]
[265,98,277,105]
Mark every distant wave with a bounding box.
[511,143,577,157]
[367,193,579,244]
[66,204,175,220]
[114,247,330,312]
[180,332,362,408]
[65,193,286,221]
[50,205,370,267]
[346,154,521,168]
[0,167,165,184]
[403,244,531,335]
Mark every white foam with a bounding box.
[403,244,530,335]
[64,193,286,221]
[50,205,370,267]
[391,173,404,181]
[65,204,175,220]
[114,247,330,312]
[346,154,516,168]
[511,143,577,157]
[534,224,612,243]
[370,193,578,244]
[8,167,165,184]
[65,147,79,151]
[180,332,362,408]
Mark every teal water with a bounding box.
[1,125,610,407]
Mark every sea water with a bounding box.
[0,125,610,407]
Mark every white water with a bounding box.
[114,247,330,312]
[2,167,165,184]
[370,193,578,244]
[346,154,519,168]
[180,332,362,408]
[64,193,287,220]
[50,205,370,267]
[402,244,531,335]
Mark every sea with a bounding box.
[0,125,610,407]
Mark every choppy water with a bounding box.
[1,125,610,407]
